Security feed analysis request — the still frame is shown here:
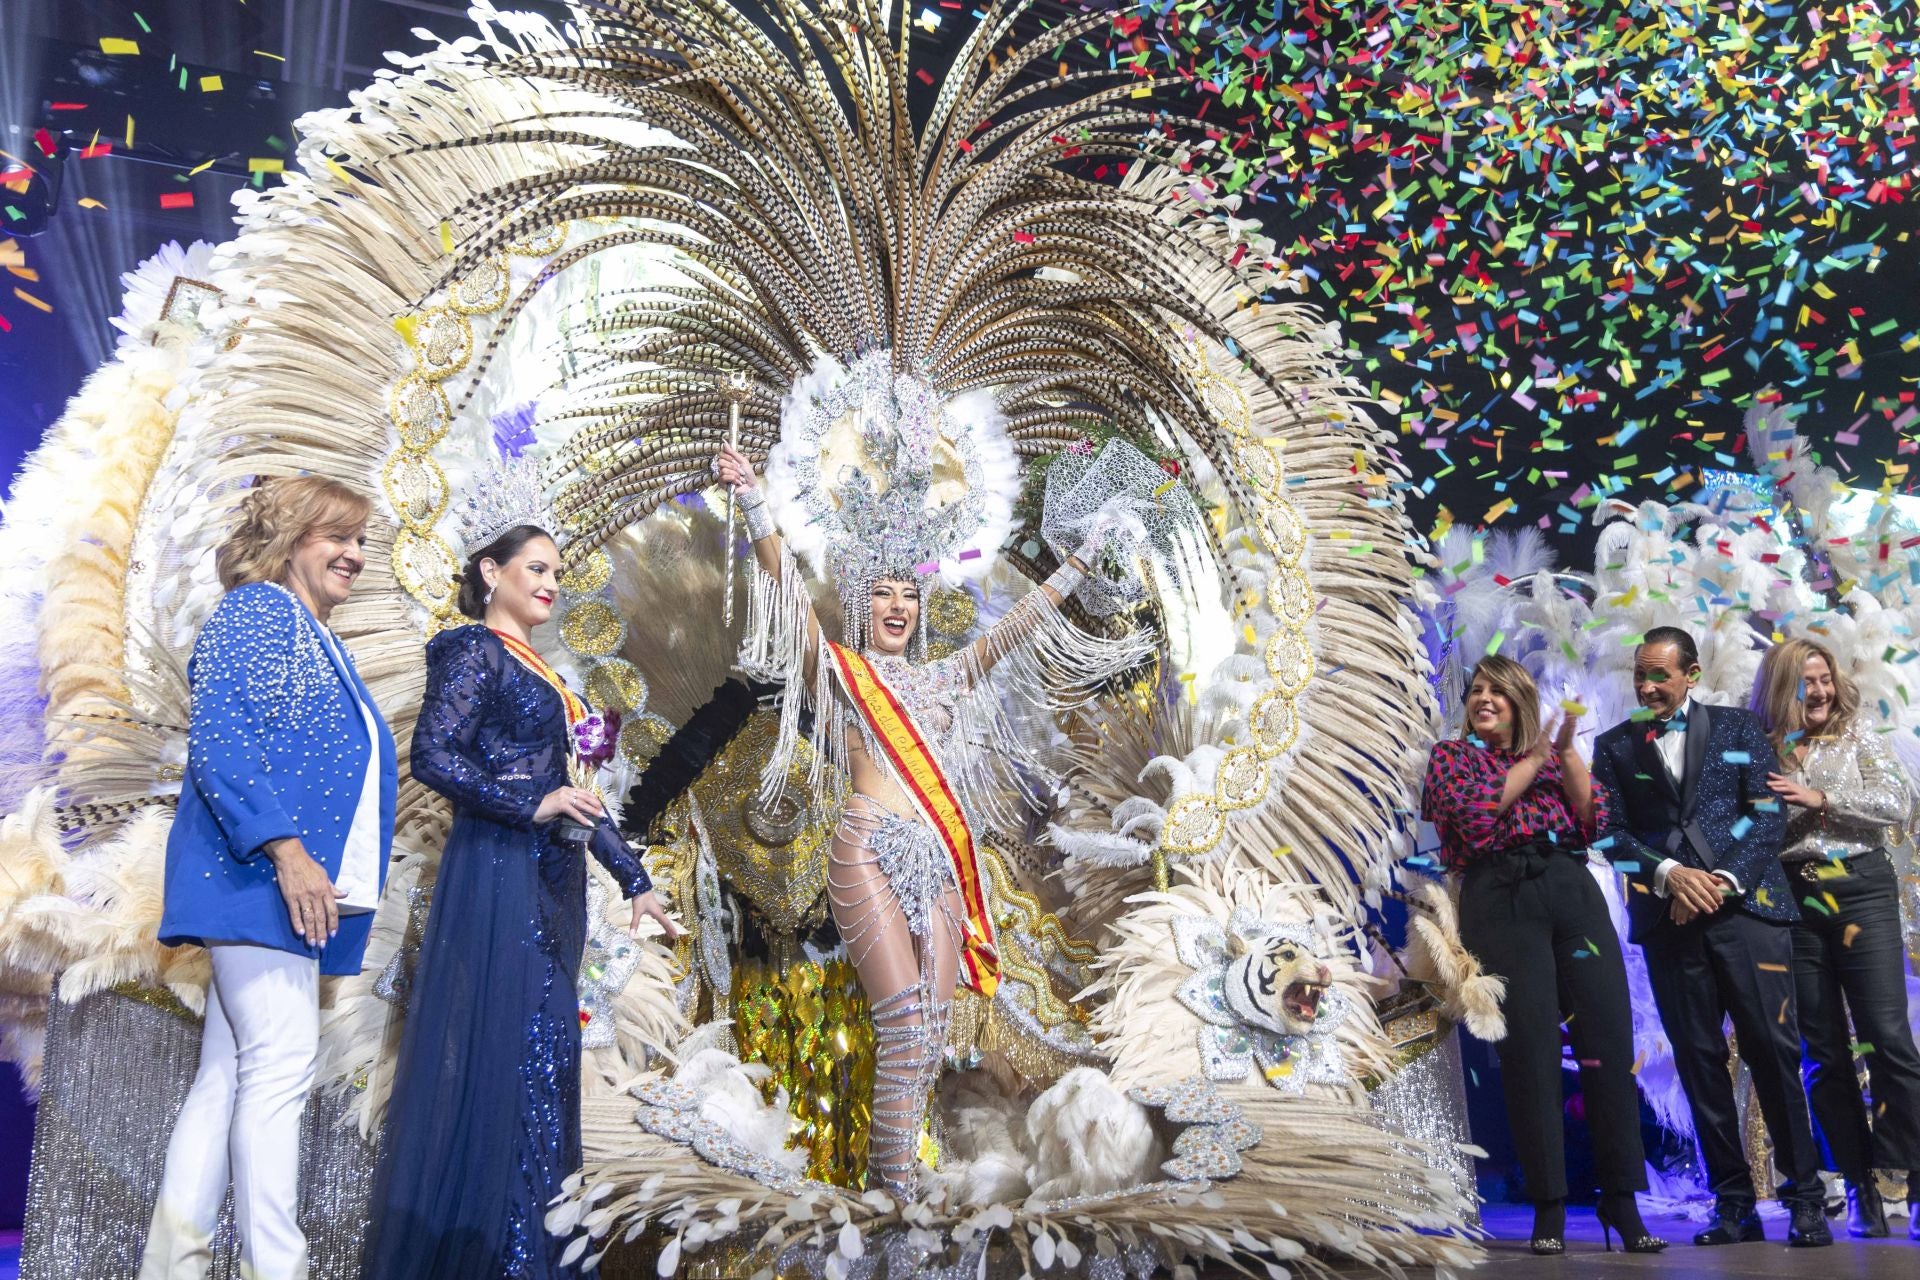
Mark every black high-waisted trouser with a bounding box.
[1458,841,1647,1202]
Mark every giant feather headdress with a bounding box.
[425,0,1302,565]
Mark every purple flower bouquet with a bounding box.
[559,711,622,845]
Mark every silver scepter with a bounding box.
[722,371,749,627]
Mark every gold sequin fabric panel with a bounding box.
[730,957,875,1188]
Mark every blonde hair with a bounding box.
[1462,654,1541,755]
[1750,637,1858,747]
[217,475,373,590]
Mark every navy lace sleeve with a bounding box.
[411,628,543,828]
[589,816,652,898]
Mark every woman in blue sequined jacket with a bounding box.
[142,475,396,1280]
[363,522,678,1280]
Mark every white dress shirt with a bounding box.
[320,628,382,914]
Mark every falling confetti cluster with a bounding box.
[1069,0,1918,534]
[9,0,1917,547]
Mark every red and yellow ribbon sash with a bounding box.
[491,628,588,729]
[827,642,999,997]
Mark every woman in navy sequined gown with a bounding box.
[363,525,678,1280]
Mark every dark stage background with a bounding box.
[2,0,1916,1229]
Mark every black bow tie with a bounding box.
[1655,715,1687,737]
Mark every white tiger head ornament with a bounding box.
[1222,928,1334,1037]
[1172,907,1352,1092]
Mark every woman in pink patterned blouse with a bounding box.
[1422,655,1662,1256]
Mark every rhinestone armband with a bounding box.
[1044,559,1086,599]
[738,488,776,542]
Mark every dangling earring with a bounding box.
[915,582,929,662]
[483,585,495,606]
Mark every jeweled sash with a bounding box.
[827,642,999,997]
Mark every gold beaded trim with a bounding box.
[1158,340,1316,857]
[386,223,606,665]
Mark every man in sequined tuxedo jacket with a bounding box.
[1590,627,1828,1248]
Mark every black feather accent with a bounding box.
[619,676,785,843]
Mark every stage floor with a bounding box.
[1473,1206,1920,1278]
[0,1215,1911,1278]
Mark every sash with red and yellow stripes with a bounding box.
[827,642,999,997]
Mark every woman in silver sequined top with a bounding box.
[1752,637,1920,1239]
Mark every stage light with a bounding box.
[0,139,64,238]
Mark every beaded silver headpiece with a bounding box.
[764,351,1018,650]
[453,453,556,559]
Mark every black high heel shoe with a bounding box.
[1595,1194,1668,1254]
[1530,1199,1566,1255]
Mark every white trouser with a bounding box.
[138,943,319,1280]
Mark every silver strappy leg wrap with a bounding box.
[828,799,962,1198]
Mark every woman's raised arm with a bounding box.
[716,444,821,686]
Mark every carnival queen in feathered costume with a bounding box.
[712,354,1162,1197]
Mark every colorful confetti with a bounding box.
[1074,0,1919,533]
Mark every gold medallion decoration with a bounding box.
[392,527,460,615]
[388,376,453,450]
[382,452,449,530]
[505,221,568,257]
[619,712,675,768]
[1265,627,1314,695]
[1234,440,1280,493]
[584,657,647,715]
[1160,792,1228,857]
[448,256,511,315]
[1214,748,1266,810]
[411,307,473,381]
[1269,570,1312,626]
[559,545,614,596]
[558,598,626,659]
[1249,690,1302,759]
[1259,499,1307,566]
[1192,346,1254,436]
[925,587,978,638]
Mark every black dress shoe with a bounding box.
[1788,1201,1834,1247]
[1693,1206,1764,1246]
[1848,1181,1890,1238]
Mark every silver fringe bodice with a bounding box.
[855,651,964,751]
[1778,725,1914,863]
